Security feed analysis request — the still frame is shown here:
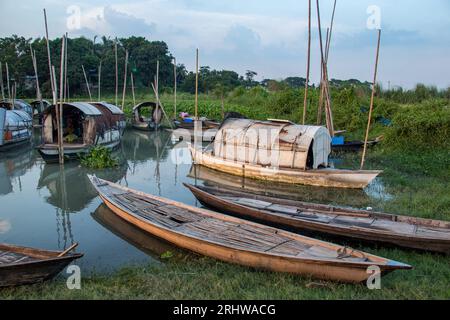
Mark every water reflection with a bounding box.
[189,164,375,209]
[0,144,36,195]
[92,204,178,260]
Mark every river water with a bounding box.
[0,129,393,273]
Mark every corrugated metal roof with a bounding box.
[93,102,124,115]
[213,118,331,169]
[44,102,103,116]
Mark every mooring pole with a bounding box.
[58,35,66,165]
[361,29,381,170]
[81,65,92,101]
[0,62,4,100]
[43,9,56,105]
[5,62,10,100]
[121,50,129,110]
[173,57,177,119]
[115,40,118,107]
[98,60,102,101]
[302,0,311,125]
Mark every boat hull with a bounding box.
[37,139,121,163]
[89,176,411,283]
[186,184,450,254]
[189,146,381,189]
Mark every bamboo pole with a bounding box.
[115,40,118,106]
[317,28,329,126]
[43,9,56,105]
[58,35,66,164]
[30,45,42,102]
[52,65,61,161]
[316,0,334,136]
[325,0,337,63]
[173,57,177,119]
[81,65,92,101]
[302,0,311,125]
[121,50,129,110]
[64,33,68,102]
[195,49,199,119]
[0,62,4,100]
[5,62,10,100]
[130,71,136,107]
[155,60,159,122]
[98,60,102,101]
[151,82,173,129]
[361,29,381,170]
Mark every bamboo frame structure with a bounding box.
[302,0,311,125]
[155,60,160,121]
[361,29,381,170]
[121,50,129,110]
[81,65,92,101]
[316,0,334,136]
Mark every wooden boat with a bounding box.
[37,102,126,162]
[185,184,450,254]
[0,107,33,151]
[169,118,220,142]
[131,102,162,131]
[189,118,381,189]
[30,99,51,126]
[88,175,411,283]
[0,243,83,287]
[331,136,381,152]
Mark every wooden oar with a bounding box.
[57,242,78,257]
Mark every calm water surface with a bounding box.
[0,129,393,273]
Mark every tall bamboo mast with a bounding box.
[30,45,42,102]
[114,40,118,106]
[155,59,159,118]
[121,50,129,110]
[64,33,68,102]
[0,62,4,100]
[130,71,135,107]
[43,9,56,105]
[58,35,66,164]
[361,29,381,170]
[98,60,102,101]
[302,0,312,125]
[195,49,199,119]
[5,62,10,100]
[81,65,92,101]
[173,57,177,119]
[316,0,334,136]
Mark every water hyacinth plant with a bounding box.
[80,146,119,169]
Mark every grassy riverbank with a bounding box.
[5,90,448,299]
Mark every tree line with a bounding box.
[1,35,448,103]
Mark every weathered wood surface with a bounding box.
[88,175,411,283]
[189,145,381,189]
[185,184,450,254]
[0,243,83,287]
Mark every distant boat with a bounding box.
[30,99,51,126]
[88,175,411,283]
[331,135,382,152]
[0,243,83,287]
[0,99,33,116]
[189,118,381,189]
[0,107,33,151]
[169,118,220,142]
[131,102,162,131]
[37,101,126,163]
[186,184,450,254]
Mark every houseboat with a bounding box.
[131,102,162,131]
[37,101,126,162]
[0,107,33,151]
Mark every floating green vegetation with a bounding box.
[80,146,119,169]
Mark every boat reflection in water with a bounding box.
[188,164,383,210]
[92,204,179,260]
[0,145,36,196]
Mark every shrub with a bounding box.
[80,146,119,169]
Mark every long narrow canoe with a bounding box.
[185,184,450,254]
[88,175,411,283]
[0,243,83,287]
[189,145,381,189]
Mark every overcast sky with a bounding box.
[1,0,449,88]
